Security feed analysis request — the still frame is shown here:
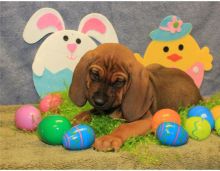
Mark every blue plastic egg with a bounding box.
[156,122,189,146]
[188,106,214,129]
[62,124,95,150]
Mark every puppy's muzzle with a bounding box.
[92,92,108,107]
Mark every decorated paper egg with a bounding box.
[211,105,220,120]
[185,117,211,140]
[156,122,188,146]
[39,93,63,113]
[188,106,214,129]
[152,109,181,132]
[215,118,220,136]
[62,124,95,150]
[15,104,41,131]
[37,115,71,145]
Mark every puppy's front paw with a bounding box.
[93,135,123,152]
[72,111,92,126]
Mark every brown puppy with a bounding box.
[69,43,202,151]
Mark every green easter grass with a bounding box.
[43,91,220,151]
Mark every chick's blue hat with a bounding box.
[150,15,192,41]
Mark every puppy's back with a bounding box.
[146,64,202,112]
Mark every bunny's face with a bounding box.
[37,30,97,74]
[23,8,118,76]
[23,8,119,97]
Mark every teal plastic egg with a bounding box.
[37,115,72,145]
[62,124,95,150]
[156,122,188,146]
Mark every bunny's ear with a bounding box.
[23,8,65,44]
[78,13,119,43]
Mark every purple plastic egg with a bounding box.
[15,104,41,131]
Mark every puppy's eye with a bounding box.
[63,35,69,41]
[178,44,184,51]
[90,70,100,82]
[112,79,125,88]
[163,46,169,52]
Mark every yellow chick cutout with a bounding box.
[135,15,213,88]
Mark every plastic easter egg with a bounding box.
[156,122,188,146]
[39,93,63,113]
[37,115,71,145]
[188,106,214,129]
[211,105,220,120]
[152,109,181,132]
[185,117,211,140]
[215,118,220,136]
[15,104,41,131]
[62,124,95,150]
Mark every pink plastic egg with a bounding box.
[15,104,41,131]
[39,93,63,113]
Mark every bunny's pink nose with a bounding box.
[67,43,77,52]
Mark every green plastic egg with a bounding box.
[37,115,72,145]
[215,118,220,136]
[185,117,211,141]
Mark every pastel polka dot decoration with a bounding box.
[152,109,181,132]
[62,124,95,150]
[156,122,188,146]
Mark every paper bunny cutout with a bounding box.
[23,8,119,97]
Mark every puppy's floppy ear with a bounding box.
[69,51,96,107]
[122,66,154,122]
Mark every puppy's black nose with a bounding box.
[94,97,105,106]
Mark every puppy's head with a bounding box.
[69,43,153,121]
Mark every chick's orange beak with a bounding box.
[167,54,182,62]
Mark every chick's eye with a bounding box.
[178,44,184,51]
[112,79,125,88]
[63,35,69,41]
[90,70,100,82]
[163,46,169,52]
